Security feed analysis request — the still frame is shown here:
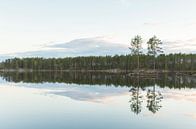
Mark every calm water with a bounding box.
[0,72,196,129]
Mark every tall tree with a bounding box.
[129,35,143,72]
[147,36,163,71]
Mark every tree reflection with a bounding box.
[129,76,163,115]
[129,74,143,114]
[129,87,143,114]
[146,83,163,113]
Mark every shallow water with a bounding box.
[0,72,196,129]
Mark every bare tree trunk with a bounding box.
[165,56,167,71]
[154,55,158,77]
[154,55,156,71]
[138,54,140,73]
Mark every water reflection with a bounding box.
[0,71,195,115]
[46,85,128,103]
[0,72,196,129]
[0,71,195,88]
[128,74,164,115]
[129,86,143,114]
[129,74,142,114]
[146,86,163,114]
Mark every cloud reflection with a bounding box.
[164,89,196,103]
[44,85,129,103]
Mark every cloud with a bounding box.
[0,37,130,60]
[143,22,163,26]
[163,39,196,54]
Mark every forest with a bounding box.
[0,53,195,72]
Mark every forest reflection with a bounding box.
[0,71,195,114]
[0,71,195,89]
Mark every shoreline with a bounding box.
[0,69,195,75]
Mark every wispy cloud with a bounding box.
[163,39,196,53]
[143,22,164,26]
[0,37,130,60]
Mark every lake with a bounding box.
[0,72,196,129]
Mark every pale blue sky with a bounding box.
[0,0,196,55]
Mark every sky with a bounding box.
[0,0,196,56]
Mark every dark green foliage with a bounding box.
[0,54,195,71]
[0,72,195,88]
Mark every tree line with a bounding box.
[0,54,195,71]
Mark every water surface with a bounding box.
[0,72,196,129]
